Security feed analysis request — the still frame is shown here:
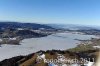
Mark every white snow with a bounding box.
[84,62,94,66]
[37,54,45,60]
[93,46,100,49]
[9,38,17,40]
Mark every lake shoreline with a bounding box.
[0,33,99,61]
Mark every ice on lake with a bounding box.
[0,33,98,61]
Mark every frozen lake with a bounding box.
[0,33,98,61]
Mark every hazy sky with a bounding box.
[0,0,100,25]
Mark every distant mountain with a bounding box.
[0,22,53,30]
[47,24,99,30]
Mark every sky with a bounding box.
[0,0,100,26]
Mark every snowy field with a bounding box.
[0,33,98,61]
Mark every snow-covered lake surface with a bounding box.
[0,33,98,61]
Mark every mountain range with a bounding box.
[47,24,100,30]
[0,22,53,30]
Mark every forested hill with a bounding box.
[0,22,53,30]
